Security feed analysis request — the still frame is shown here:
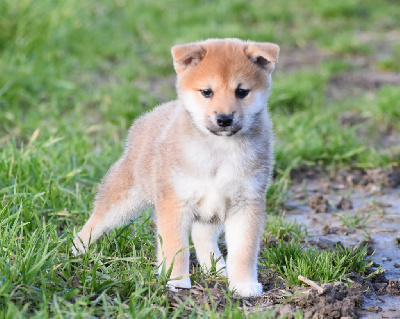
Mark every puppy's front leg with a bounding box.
[156,194,191,291]
[225,202,265,297]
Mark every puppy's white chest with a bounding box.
[173,164,239,221]
[172,140,258,222]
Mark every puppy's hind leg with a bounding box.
[72,158,145,255]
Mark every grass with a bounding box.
[339,213,371,230]
[265,215,307,242]
[262,241,374,286]
[1,0,400,317]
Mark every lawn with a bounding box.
[1,0,400,317]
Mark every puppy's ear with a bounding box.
[245,42,280,72]
[171,43,206,73]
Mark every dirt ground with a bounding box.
[284,167,400,318]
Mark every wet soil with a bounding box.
[284,167,400,318]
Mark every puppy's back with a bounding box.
[123,100,186,199]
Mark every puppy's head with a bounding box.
[171,38,279,136]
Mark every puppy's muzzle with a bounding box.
[207,113,242,136]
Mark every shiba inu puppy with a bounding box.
[73,38,279,297]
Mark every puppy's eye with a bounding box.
[235,88,250,99]
[200,89,214,98]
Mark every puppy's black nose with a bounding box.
[216,114,234,127]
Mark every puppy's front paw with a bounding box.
[167,277,192,292]
[229,282,262,297]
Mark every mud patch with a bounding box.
[330,71,400,91]
[292,283,363,318]
[309,194,331,213]
[254,281,365,318]
[290,165,400,190]
[336,167,400,189]
[167,274,399,318]
[336,196,354,210]
[167,282,228,315]
[285,167,400,318]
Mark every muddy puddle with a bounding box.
[284,169,400,318]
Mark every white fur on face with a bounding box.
[180,91,213,135]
